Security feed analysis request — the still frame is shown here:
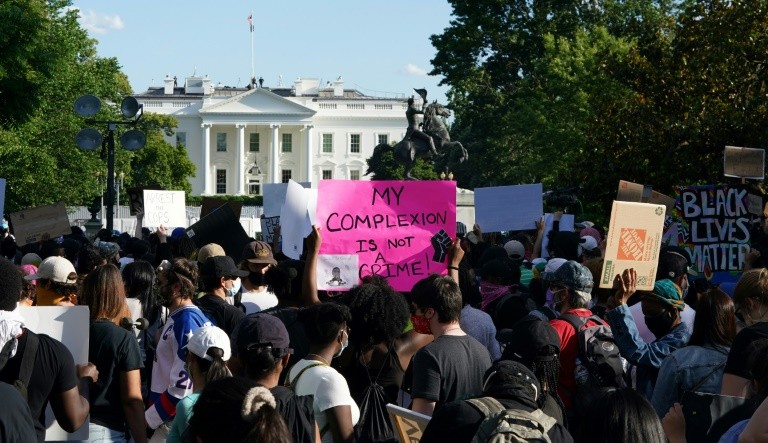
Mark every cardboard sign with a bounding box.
[541,213,575,259]
[126,185,163,216]
[200,198,243,219]
[260,216,281,243]
[616,180,676,213]
[317,180,456,292]
[386,404,430,443]
[263,182,311,218]
[10,202,71,246]
[474,184,543,232]
[143,190,186,228]
[187,203,250,263]
[600,201,666,290]
[663,184,758,283]
[18,306,89,440]
[724,146,765,180]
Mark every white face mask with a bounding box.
[227,278,241,298]
[334,329,349,358]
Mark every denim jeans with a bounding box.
[87,423,127,443]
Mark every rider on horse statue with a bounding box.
[405,95,439,158]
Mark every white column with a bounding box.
[304,124,314,183]
[201,123,212,194]
[236,123,246,195]
[270,124,281,183]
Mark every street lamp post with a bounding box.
[74,95,146,232]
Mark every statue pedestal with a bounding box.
[83,219,103,240]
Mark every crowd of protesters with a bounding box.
[2,206,768,443]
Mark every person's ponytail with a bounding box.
[241,386,291,443]
[197,346,232,384]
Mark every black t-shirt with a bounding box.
[0,381,38,442]
[411,334,492,411]
[196,294,245,336]
[0,330,78,443]
[343,344,404,406]
[725,322,768,378]
[420,397,573,443]
[272,385,315,443]
[89,320,144,431]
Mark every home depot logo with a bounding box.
[617,228,647,261]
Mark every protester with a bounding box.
[577,388,666,443]
[18,264,37,306]
[0,257,97,442]
[80,264,146,443]
[145,258,210,442]
[421,360,573,443]
[24,256,79,306]
[195,256,248,335]
[189,377,291,443]
[239,241,279,314]
[651,288,735,417]
[287,302,359,443]
[409,274,492,416]
[233,313,319,443]
[167,324,232,443]
[477,257,534,331]
[606,271,691,400]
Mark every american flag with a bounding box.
[248,13,253,32]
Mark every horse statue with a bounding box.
[367,99,468,180]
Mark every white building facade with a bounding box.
[135,76,410,195]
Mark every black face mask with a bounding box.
[248,271,266,286]
[645,310,675,339]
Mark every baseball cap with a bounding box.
[547,260,593,293]
[20,253,42,267]
[24,256,77,284]
[499,317,560,362]
[480,259,514,284]
[575,220,595,229]
[242,241,277,265]
[657,246,697,280]
[540,258,567,281]
[504,240,526,260]
[197,243,225,264]
[234,313,292,356]
[184,324,231,361]
[201,256,249,279]
[580,235,598,252]
[171,227,187,240]
[579,227,602,244]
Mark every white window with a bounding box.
[216,169,227,194]
[350,133,361,153]
[322,169,333,180]
[322,134,333,153]
[216,133,227,152]
[282,133,292,153]
[350,170,360,180]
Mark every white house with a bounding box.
[134,75,412,195]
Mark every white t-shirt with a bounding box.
[288,359,360,443]
[239,288,278,314]
[629,301,696,343]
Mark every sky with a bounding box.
[71,1,456,104]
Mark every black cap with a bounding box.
[233,314,292,355]
[499,316,560,362]
[657,246,697,280]
[201,256,249,279]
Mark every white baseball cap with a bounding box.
[184,324,231,362]
[24,256,77,284]
[503,240,526,260]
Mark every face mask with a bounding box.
[334,329,349,358]
[645,311,675,339]
[552,289,568,312]
[545,289,555,307]
[411,314,432,335]
[228,278,241,298]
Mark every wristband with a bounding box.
[448,266,460,271]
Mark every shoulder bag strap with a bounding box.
[559,313,587,334]
[285,362,327,390]
[465,397,505,417]
[19,331,38,387]
[690,361,727,393]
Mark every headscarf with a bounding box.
[651,279,686,311]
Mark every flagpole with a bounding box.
[250,10,255,84]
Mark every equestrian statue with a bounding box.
[367,88,468,180]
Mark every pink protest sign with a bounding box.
[317,180,457,292]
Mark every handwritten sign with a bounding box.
[475,184,543,232]
[19,306,89,440]
[143,190,186,228]
[616,180,676,213]
[317,180,456,292]
[600,201,666,290]
[260,216,281,243]
[724,146,765,180]
[663,185,758,283]
[10,202,71,246]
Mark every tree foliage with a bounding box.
[430,0,768,223]
[0,0,195,213]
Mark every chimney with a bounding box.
[164,75,174,95]
[333,76,344,97]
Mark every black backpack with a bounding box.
[0,331,39,400]
[354,349,396,443]
[559,314,626,408]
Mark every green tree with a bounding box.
[130,113,196,193]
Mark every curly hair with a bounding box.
[298,302,351,347]
[167,258,199,299]
[339,281,409,349]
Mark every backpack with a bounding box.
[354,349,397,443]
[0,331,39,401]
[466,397,555,443]
[559,314,626,407]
